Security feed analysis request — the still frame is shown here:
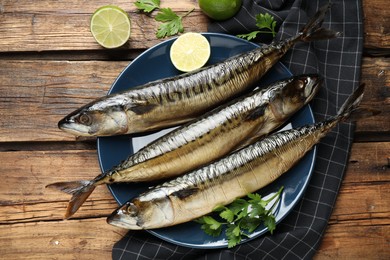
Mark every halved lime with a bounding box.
[170,32,211,72]
[90,5,131,49]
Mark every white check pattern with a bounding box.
[112,0,363,259]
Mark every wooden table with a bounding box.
[0,1,388,259]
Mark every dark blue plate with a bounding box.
[97,33,316,249]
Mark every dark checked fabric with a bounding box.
[112,0,363,259]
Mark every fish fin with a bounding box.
[299,3,341,42]
[336,84,365,121]
[335,84,379,122]
[46,180,95,219]
[172,188,198,199]
[346,107,381,122]
[127,102,158,115]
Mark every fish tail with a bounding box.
[299,3,341,42]
[336,84,365,119]
[336,83,381,122]
[334,83,382,123]
[46,180,96,219]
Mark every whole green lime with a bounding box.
[199,0,242,21]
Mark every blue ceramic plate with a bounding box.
[97,33,316,249]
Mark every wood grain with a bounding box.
[0,218,126,260]
[315,142,390,259]
[0,149,117,222]
[0,0,388,52]
[0,60,127,142]
[362,0,390,49]
[357,57,390,137]
[316,223,390,259]
[0,0,207,52]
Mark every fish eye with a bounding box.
[78,113,92,126]
[126,203,138,216]
[300,78,309,86]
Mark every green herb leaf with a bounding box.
[195,216,223,237]
[237,31,261,41]
[213,205,226,212]
[155,7,179,22]
[236,12,277,41]
[202,216,222,230]
[240,217,262,233]
[236,205,249,221]
[219,208,235,223]
[264,214,276,234]
[134,0,160,13]
[247,192,262,202]
[226,224,242,248]
[248,203,266,218]
[155,8,183,38]
[136,4,194,38]
[229,198,249,215]
[201,223,222,237]
[249,193,267,209]
[255,13,277,37]
[195,187,284,248]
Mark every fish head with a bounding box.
[58,97,129,137]
[107,201,143,229]
[274,74,322,116]
[107,196,174,229]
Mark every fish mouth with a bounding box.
[308,75,323,99]
[297,74,323,101]
[58,116,71,129]
[58,116,91,136]
[107,207,143,230]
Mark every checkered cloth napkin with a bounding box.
[112,0,363,259]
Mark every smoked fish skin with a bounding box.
[58,4,338,137]
[47,74,321,219]
[107,85,365,230]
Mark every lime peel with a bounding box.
[198,0,242,21]
[90,5,131,49]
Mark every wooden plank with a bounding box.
[362,0,390,49]
[0,57,388,142]
[316,142,390,259]
[356,57,390,137]
[0,60,127,142]
[316,222,390,259]
[0,0,207,52]
[0,149,118,222]
[343,142,390,183]
[0,0,388,52]
[0,0,196,13]
[330,183,389,222]
[0,218,127,259]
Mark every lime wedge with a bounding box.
[90,5,131,49]
[170,33,211,72]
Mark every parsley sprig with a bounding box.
[237,13,277,41]
[134,0,194,38]
[134,0,160,13]
[195,186,284,248]
[155,8,194,38]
